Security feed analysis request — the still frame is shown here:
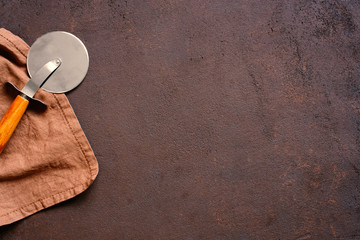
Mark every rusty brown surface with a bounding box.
[0,0,359,239]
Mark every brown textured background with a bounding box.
[0,0,359,239]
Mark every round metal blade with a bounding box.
[27,31,89,93]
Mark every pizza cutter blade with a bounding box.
[0,31,89,154]
[28,31,89,93]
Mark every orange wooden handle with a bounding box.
[0,95,29,154]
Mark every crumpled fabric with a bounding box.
[0,28,98,226]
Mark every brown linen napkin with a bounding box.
[0,28,99,226]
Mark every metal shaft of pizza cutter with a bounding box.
[0,59,61,154]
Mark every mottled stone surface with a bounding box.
[0,0,359,239]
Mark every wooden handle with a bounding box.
[0,95,29,154]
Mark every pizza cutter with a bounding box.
[0,31,89,154]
